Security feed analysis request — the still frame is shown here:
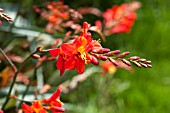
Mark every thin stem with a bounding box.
[18,67,38,108]
[1,52,35,110]
[0,48,17,72]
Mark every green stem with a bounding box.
[1,53,35,110]
[0,48,17,72]
[18,67,38,108]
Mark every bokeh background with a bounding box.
[0,0,170,113]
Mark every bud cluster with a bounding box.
[90,49,152,68]
[128,56,152,68]
[0,8,13,22]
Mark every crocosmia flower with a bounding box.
[22,86,64,113]
[103,1,141,35]
[49,22,104,75]
[22,101,47,113]
[42,85,65,113]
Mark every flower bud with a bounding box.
[145,60,152,64]
[113,50,121,54]
[83,22,88,34]
[138,58,147,62]
[104,51,115,56]
[83,22,88,29]
[117,51,130,58]
[31,54,41,59]
[132,61,142,68]
[129,56,140,60]
[0,8,4,12]
[140,63,148,68]
[122,59,131,66]
[99,55,107,61]
[36,47,43,52]
[100,48,110,53]
[147,64,152,68]
[90,55,99,65]
[108,58,118,66]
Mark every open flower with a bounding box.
[42,85,65,113]
[22,86,64,113]
[22,101,47,113]
[49,22,103,75]
[103,1,141,35]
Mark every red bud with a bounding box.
[108,58,118,66]
[132,61,142,68]
[122,59,131,66]
[90,55,99,65]
[99,55,107,61]
[31,54,41,59]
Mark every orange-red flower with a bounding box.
[49,22,103,75]
[22,101,47,113]
[42,85,65,113]
[100,61,117,75]
[103,2,141,35]
[22,86,64,113]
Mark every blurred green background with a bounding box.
[65,0,170,113]
[0,0,170,113]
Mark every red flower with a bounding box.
[49,22,103,75]
[22,101,47,113]
[42,85,65,113]
[22,86,64,113]
[100,61,117,75]
[103,2,141,35]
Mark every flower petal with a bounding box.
[65,56,76,70]
[42,85,62,104]
[22,104,32,113]
[57,55,65,76]
[49,48,60,57]
[75,58,85,74]
[61,44,75,55]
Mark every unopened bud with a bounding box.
[145,60,152,64]
[147,64,152,68]
[83,22,88,29]
[117,51,130,58]
[122,59,131,66]
[83,22,88,34]
[32,54,41,59]
[92,48,110,54]
[113,50,121,54]
[140,63,148,68]
[99,55,107,61]
[132,61,142,68]
[90,55,99,65]
[108,58,118,66]
[138,58,147,62]
[0,8,4,12]
[36,47,42,52]
[100,48,110,53]
[129,56,140,60]
[104,51,114,56]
